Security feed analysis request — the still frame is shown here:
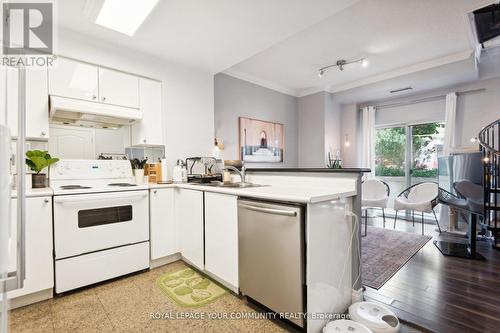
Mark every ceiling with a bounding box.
[56,0,360,73]
[332,56,479,104]
[56,0,498,97]
[225,0,495,96]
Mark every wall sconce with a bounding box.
[344,134,351,147]
[214,138,225,150]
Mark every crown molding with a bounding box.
[221,69,299,97]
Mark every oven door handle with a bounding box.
[54,191,148,205]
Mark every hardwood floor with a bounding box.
[364,215,500,333]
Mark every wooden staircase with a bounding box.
[479,119,500,249]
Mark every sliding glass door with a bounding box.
[410,123,445,186]
[375,126,407,206]
[375,122,445,217]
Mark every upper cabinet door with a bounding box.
[0,66,19,137]
[26,66,49,139]
[132,78,163,145]
[1,66,48,139]
[48,57,98,102]
[98,68,139,108]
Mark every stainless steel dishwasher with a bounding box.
[238,199,305,328]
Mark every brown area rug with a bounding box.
[362,226,431,289]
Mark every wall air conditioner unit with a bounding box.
[473,3,500,49]
[49,96,142,129]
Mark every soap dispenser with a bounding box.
[173,159,187,183]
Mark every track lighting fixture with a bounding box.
[318,58,368,77]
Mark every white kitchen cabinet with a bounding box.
[26,67,49,139]
[131,78,163,145]
[8,196,54,299]
[204,193,238,290]
[48,57,99,102]
[177,189,204,270]
[1,66,49,139]
[98,68,139,108]
[150,188,177,260]
[0,66,18,137]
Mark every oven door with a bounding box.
[53,190,149,259]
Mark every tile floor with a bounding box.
[9,260,424,333]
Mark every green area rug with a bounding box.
[156,268,227,307]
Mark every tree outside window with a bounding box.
[375,123,444,178]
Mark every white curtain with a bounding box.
[443,92,457,156]
[362,106,376,177]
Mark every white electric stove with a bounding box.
[50,159,150,195]
[49,160,150,293]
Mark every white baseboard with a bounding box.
[150,253,182,269]
[203,270,239,294]
[5,288,53,310]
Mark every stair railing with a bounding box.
[478,119,500,249]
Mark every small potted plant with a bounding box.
[130,158,148,184]
[25,150,59,188]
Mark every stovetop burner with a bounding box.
[107,183,138,187]
[60,185,92,190]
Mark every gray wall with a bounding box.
[297,92,343,167]
[297,92,326,167]
[214,73,298,167]
[340,103,361,168]
[455,77,500,148]
[325,93,342,161]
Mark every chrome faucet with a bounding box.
[224,163,247,184]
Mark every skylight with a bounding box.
[95,0,159,36]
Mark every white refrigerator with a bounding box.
[0,124,12,333]
[0,64,26,332]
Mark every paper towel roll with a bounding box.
[161,158,168,182]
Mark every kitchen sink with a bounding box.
[219,182,266,188]
[192,182,267,188]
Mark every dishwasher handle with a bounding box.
[239,203,297,217]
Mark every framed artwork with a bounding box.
[239,117,284,163]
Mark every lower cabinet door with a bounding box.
[8,196,54,299]
[178,189,204,270]
[204,193,238,289]
[150,188,176,260]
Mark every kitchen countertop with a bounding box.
[148,182,356,204]
[10,180,358,203]
[245,167,370,173]
[11,187,54,199]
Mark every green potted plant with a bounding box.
[130,158,148,184]
[25,150,59,188]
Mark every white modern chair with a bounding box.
[362,179,390,236]
[393,182,442,235]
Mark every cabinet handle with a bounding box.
[44,198,49,203]
[92,95,97,100]
[153,190,157,194]
[102,97,106,101]
[143,139,147,143]
[41,131,46,136]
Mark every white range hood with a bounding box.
[49,95,142,128]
